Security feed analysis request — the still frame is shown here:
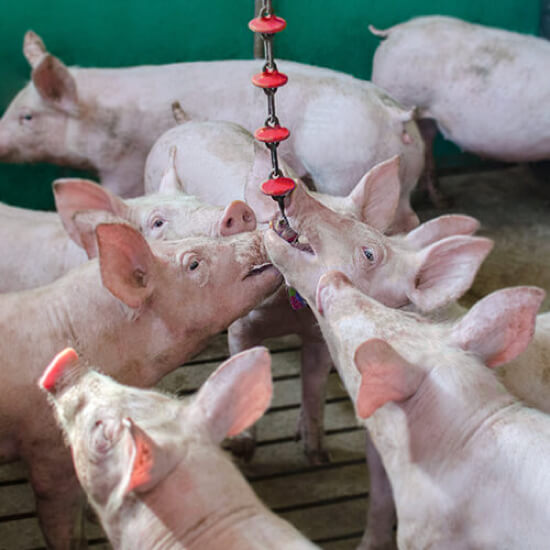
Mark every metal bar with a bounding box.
[253,0,264,58]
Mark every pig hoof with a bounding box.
[227,434,257,463]
[305,448,331,466]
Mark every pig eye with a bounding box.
[189,260,199,271]
[152,218,165,229]
[19,113,34,124]
[363,248,375,262]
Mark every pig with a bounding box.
[233,157,484,463]
[370,16,550,202]
[313,271,550,550]
[0,167,255,292]
[39,346,319,550]
[0,31,423,221]
[0,222,280,549]
[262,201,491,548]
[145,119,421,233]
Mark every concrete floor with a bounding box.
[0,163,548,549]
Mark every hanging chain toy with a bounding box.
[249,1,306,311]
[249,0,296,226]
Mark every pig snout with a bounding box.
[40,347,81,395]
[219,201,257,237]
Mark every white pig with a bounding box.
[0,222,280,549]
[370,16,550,200]
[313,271,549,550]
[0,171,255,292]
[0,31,424,219]
[234,158,485,463]
[145,120,421,233]
[263,206,490,549]
[40,346,318,550]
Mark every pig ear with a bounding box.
[157,146,186,194]
[54,178,129,250]
[405,215,480,249]
[32,54,79,115]
[407,236,493,312]
[193,347,272,443]
[121,418,174,495]
[347,156,400,232]
[354,339,424,418]
[96,223,156,309]
[72,210,132,259]
[23,30,47,68]
[243,143,279,223]
[450,287,545,367]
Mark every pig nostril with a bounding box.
[226,217,233,228]
[243,212,252,224]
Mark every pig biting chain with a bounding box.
[249,1,306,310]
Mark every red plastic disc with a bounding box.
[261,177,296,197]
[254,126,290,143]
[248,15,287,34]
[252,70,288,89]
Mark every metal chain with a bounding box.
[259,0,282,180]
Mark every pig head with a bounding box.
[40,347,318,549]
[263,166,492,312]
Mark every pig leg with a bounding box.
[296,337,332,465]
[417,118,450,209]
[358,432,397,550]
[25,443,87,549]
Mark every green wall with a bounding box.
[0,1,540,209]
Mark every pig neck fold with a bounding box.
[357,354,550,546]
[3,261,206,390]
[111,447,317,550]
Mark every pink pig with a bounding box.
[370,16,550,202]
[256,166,489,463]
[314,272,549,550]
[0,222,280,549]
[0,165,254,291]
[40,346,319,550]
[0,31,424,212]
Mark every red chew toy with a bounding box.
[248,15,287,34]
[252,70,288,89]
[40,347,79,392]
[260,177,296,197]
[254,126,290,143]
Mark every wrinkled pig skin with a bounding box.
[40,347,319,550]
[0,31,423,208]
[0,223,281,549]
[314,272,550,550]
[0,175,255,292]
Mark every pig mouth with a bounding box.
[273,217,314,254]
[244,262,277,279]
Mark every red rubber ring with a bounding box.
[252,70,288,89]
[254,126,290,143]
[248,15,287,34]
[261,177,296,197]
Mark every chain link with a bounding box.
[258,0,282,180]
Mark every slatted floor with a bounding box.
[1,162,549,549]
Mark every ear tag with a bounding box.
[288,286,307,310]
